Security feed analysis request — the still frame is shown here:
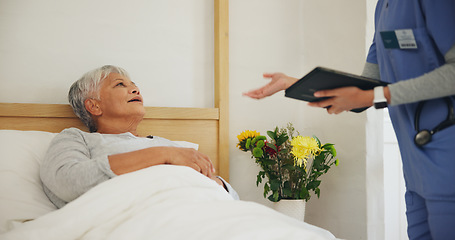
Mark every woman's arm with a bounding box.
[108,146,215,178]
[41,129,114,203]
[41,128,215,204]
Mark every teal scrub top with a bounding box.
[366,0,455,200]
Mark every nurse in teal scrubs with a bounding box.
[244,1,455,239]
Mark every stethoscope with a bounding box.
[414,97,455,147]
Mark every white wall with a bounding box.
[382,109,408,240]
[1,1,372,239]
[0,0,214,108]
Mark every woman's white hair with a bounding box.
[68,65,130,132]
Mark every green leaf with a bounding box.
[323,144,337,157]
[264,183,270,198]
[272,191,280,202]
[256,172,265,186]
[282,164,296,170]
[322,143,334,148]
[267,130,276,140]
[313,156,324,165]
[270,179,281,191]
[261,159,276,165]
[299,187,310,199]
[268,193,279,202]
[315,188,321,198]
[276,135,289,146]
[283,188,293,198]
[313,135,321,148]
[266,142,277,151]
[307,180,321,190]
[278,148,289,155]
[314,153,325,161]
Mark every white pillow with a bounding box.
[0,130,58,233]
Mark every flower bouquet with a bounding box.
[237,123,338,202]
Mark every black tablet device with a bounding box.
[285,66,388,113]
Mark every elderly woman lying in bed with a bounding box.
[40,65,238,208]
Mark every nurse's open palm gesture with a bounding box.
[243,73,298,99]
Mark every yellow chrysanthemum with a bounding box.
[290,136,321,168]
[237,130,261,151]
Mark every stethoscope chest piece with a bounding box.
[414,129,432,147]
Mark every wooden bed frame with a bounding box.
[0,0,230,180]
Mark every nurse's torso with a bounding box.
[374,0,455,199]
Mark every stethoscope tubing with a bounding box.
[414,97,455,147]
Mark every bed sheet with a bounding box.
[1,165,339,240]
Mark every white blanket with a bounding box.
[1,165,338,240]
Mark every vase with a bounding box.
[272,199,306,221]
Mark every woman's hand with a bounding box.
[108,147,215,178]
[166,147,215,178]
[307,87,374,114]
[243,73,299,99]
[210,176,224,187]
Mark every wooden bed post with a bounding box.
[214,0,229,181]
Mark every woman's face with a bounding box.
[96,72,145,119]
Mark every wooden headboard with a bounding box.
[0,0,230,180]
